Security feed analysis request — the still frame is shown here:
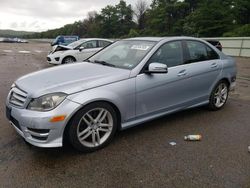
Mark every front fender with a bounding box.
[66,78,136,123]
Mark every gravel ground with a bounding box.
[0,42,249,188]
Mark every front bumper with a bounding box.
[47,54,61,65]
[6,98,81,148]
[230,81,236,91]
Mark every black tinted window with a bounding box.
[207,40,219,45]
[206,45,220,59]
[148,41,183,68]
[185,41,219,63]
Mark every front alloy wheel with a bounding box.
[77,108,113,147]
[68,102,117,152]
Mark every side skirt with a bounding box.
[121,100,209,130]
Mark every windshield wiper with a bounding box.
[94,60,116,67]
[85,59,93,63]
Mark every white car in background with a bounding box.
[47,38,113,65]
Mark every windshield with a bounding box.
[88,40,156,70]
[68,39,86,48]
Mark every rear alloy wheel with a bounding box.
[208,81,229,110]
[68,102,117,152]
[62,56,76,64]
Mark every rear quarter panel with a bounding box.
[208,56,237,94]
[221,56,237,84]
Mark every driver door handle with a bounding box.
[211,62,218,68]
[178,69,187,77]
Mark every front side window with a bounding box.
[148,41,183,68]
[88,40,156,69]
[185,41,219,64]
[68,39,86,49]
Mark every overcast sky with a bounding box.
[0,0,152,32]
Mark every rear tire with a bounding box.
[208,80,229,111]
[68,102,118,152]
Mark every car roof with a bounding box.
[79,38,113,42]
[125,37,166,42]
[124,36,202,42]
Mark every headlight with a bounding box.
[27,93,67,111]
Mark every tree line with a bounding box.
[27,0,250,39]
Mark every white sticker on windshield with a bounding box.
[123,63,133,68]
[131,45,150,51]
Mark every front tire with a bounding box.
[68,102,118,152]
[208,81,229,110]
[62,56,76,64]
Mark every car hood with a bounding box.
[15,62,131,98]
[52,45,73,53]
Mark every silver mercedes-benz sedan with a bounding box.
[6,37,237,152]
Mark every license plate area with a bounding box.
[6,106,11,120]
[6,106,22,131]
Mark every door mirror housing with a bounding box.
[146,62,168,74]
[79,46,85,51]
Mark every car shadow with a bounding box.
[25,101,239,169]
[29,106,210,157]
[116,106,209,140]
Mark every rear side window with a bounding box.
[148,41,183,68]
[99,40,111,48]
[80,40,97,49]
[185,41,219,64]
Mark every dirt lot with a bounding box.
[0,42,250,188]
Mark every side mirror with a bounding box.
[146,62,168,74]
[79,46,85,51]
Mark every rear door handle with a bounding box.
[211,63,218,68]
[178,69,187,77]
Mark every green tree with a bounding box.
[223,24,250,36]
[183,0,234,37]
[82,11,100,37]
[98,0,135,38]
[134,0,149,31]
[146,0,189,36]
[127,29,140,37]
[233,0,250,25]
[25,0,250,39]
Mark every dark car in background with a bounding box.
[51,35,79,46]
[2,37,28,43]
[206,40,222,51]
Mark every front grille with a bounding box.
[9,87,28,108]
